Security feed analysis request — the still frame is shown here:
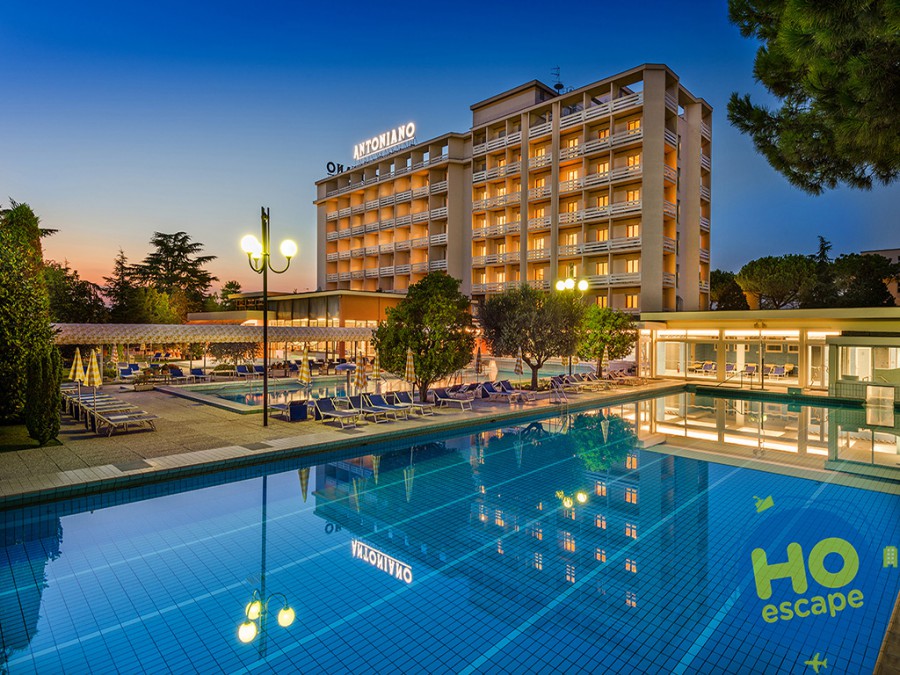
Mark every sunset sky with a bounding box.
[2,0,897,294]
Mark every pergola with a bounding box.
[52,323,374,345]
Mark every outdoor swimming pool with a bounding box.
[1,395,898,673]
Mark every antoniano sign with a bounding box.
[351,539,413,584]
[353,122,416,162]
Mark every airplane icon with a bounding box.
[803,653,827,673]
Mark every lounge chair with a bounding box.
[772,365,786,378]
[271,399,309,422]
[348,395,393,423]
[701,362,717,375]
[95,410,158,436]
[236,365,254,378]
[448,383,476,399]
[129,363,140,372]
[610,370,642,386]
[254,365,266,377]
[580,373,610,390]
[430,388,473,410]
[314,397,360,428]
[498,380,536,401]
[393,390,435,415]
[478,381,516,402]
[190,368,211,382]
[743,364,757,376]
[366,393,410,420]
[167,366,192,384]
[118,368,136,382]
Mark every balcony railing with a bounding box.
[473,131,522,155]
[430,233,448,245]
[700,216,711,232]
[664,128,678,148]
[326,273,338,282]
[611,91,643,113]
[338,250,351,260]
[412,211,429,224]
[610,128,642,147]
[558,177,583,192]
[528,216,551,230]
[610,200,642,216]
[394,264,411,275]
[351,204,365,214]
[582,137,611,155]
[351,248,364,258]
[326,231,338,241]
[351,270,365,280]
[431,180,448,193]
[365,222,380,233]
[663,236,676,254]
[411,262,429,273]
[558,244,580,257]
[396,214,413,226]
[528,185,552,199]
[365,199,379,210]
[429,259,448,271]
[351,224,365,236]
[339,272,351,281]
[379,218,395,230]
[326,252,338,262]
[412,186,429,198]
[379,243,394,254]
[559,145,582,160]
[664,92,678,112]
[700,154,711,172]
[700,248,710,263]
[431,206,448,219]
[610,165,642,182]
[323,155,453,198]
[497,251,520,263]
[411,236,429,249]
[326,211,338,221]
[528,121,552,138]
[365,268,379,278]
[700,122,712,140]
[700,279,710,293]
[472,254,497,266]
[395,240,411,251]
[379,195,395,207]
[663,200,677,219]
[529,154,552,169]
[365,246,379,256]
[663,165,677,183]
[379,266,394,277]
[700,185,711,202]
[395,190,412,203]
[584,272,641,288]
[662,272,676,287]
[338,207,352,218]
[527,248,550,261]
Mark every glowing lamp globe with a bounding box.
[577,279,589,292]
[564,278,575,290]
[241,235,263,259]
[576,491,588,504]
[277,606,296,627]
[238,621,258,643]
[555,280,566,292]
[246,599,262,621]
[280,239,298,259]
[562,496,574,509]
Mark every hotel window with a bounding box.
[625,558,637,574]
[626,258,640,274]
[534,552,543,570]
[626,453,639,469]
[596,227,609,241]
[626,119,641,132]
[531,525,543,540]
[563,508,576,520]
[596,295,608,308]
[627,153,641,167]
[595,261,609,275]
[565,200,579,213]
[625,223,640,238]
[625,487,638,504]
[566,564,576,583]
[563,531,576,552]
[497,214,507,225]
[495,510,505,527]
[625,294,639,309]
[565,136,579,148]
[596,160,610,174]
[625,523,638,539]
[626,591,637,608]
[595,515,607,529]
[596,194,610,208]
[597,128,610,139]
[595,548,607,562]
[626,188,641,202]
[533,176,545,188]
[595,480,607,497]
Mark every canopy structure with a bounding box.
[52,323,374,345]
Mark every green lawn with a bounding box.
[0,424,61,452]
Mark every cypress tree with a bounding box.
[24,343,61,445]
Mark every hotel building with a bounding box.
[316,64,713,313]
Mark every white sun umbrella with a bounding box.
[354,361,368,394]
[298,344,311,388]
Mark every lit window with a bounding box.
[626,258,640,274]
[626,119,641,132]
[566,564,576,583]
[595,515,607,529]
[565,201,579,213]
[479,484,486,494]
[627,153,641,167]
[626,591,637,607]
[596,160,609,174]
[495,510,505,527]
[625,558,637,574]
[563,531,576,552]
[565,136,580,148]
[598,128,610,139]
[534,552,543,570]
[625,523,638,539]
[563,508,576,520]
[497,539,504,555]
[595,480,607,497]
[536,501,543,511]
[625,223,640,238]
[479,505,488,522]
[626,188,641,202]
[531,525,543,541]
[596,194,609,207]
[625,487,638,504]
[625,294,639,309]
[626,453,638,469]
[595,548,607,562]
[596,295,608,308]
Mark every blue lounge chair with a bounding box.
[236,365,253,378]
[478,381,515,402]
[167,366,192,384]
[314,397,359,428]
[129,363,140,372]
[366,393,410,420]
[498,380,536,401]
[348,395,393,423]
[254,365,266,376]
[393,390,435,415]
[430,388,473,410]
[118,368,136,382]
[190,368,211,382]
[271,399,308,422]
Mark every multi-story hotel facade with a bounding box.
[316,64,712,313]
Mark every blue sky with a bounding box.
[1,0,897,292]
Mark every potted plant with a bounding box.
[132,371,155,391]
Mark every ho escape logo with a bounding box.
[751,537,863,624]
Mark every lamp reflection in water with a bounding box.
[556,488,589,509]
[237,476,295,653]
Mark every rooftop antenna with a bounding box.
[551,66,564,94]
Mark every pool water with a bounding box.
[1,403,898,673]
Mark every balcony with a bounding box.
[528,185,552,199]
[339,272,351,281]
[379,266,395,277]
[473,131,522,155]
[326,231,338,241]
[664,92,678,112]
[560,108,585,128]
[412,211,429,224]
[581,235,641,254]
[700,185,711,202]
[559,211,583,225]
[558,244,580,257]
[700,248,710,264]
[529,154,552,169]
[497,251,520,264]
[582,205,610,222]
[610,165,642,182]
[583,171,610,188]
[528,121,552,138]
[431,180,448,193]
[610,128,642,147]
[527,248,550,261]
[473,162,522,183]
[338,207,352,218]
[412,186,429,198]
[365,199,379,210]
[395,190,412,203]
[700,216,711,232]
[411,261,429,273]
[701,154,711,172]
[528,216,551,231]
[559,145,582,160]
[396,214,413,226]
[338,250,351,260]
[663,165,677,184]
[558,177,583,193]
[351,204,365,215]
[395,239,411,251]
[610,200,642,216]
[582,137,611,155]
[472,254,498,266]
[611,91,643,113]
[471,282,504,294]
[379,243,395,254]
[584,272,641,288]
[379,195,395,207]
[430,233,448,246]
[663,272,676,287]
[365,269,379,278]
[365,222,380,233]
[663,236,676,254]
[526,279,550,290]
[700,279,710,293]
[326,211,338,221]
[351,270,365,280]
[325,252,338,262]
[338,228,352,239]
[326,273,338,282]
[394,264,411,275]
[379,218,395,230]
[351,248,364,258]
[663,201,677,219]
[411,237,429,249]
[429,259,448,271]
[365,246,379,256]
[701,122,712,140]
[351,224,365,236]
[431,206,448,219]
[664,128,678,149]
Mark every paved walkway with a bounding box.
[0,380,683,507]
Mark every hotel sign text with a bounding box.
[351,538,413,584]
[353,122,416,161]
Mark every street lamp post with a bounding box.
[240,207,298,426]
[555,277,589,374]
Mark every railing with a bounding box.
[528,121,552,138]
[338,229,352,239]
[662,272,676,287]
[700,154,711,172]
[395,240,411,251]
[663,200,677,219]
[581,236,641,254]
[528,185,552,199]
[379,218,395,230]
[351,204,365,214]
[396,214,413,226]
[379,266,394,277]
[326,252,338,262]
[559,145,582,160]
[527,248,550,261]
[473,192,521,210]
[583,171,610,187]
[558,177,583,192]
[473,162,522,182]
[339,272,351,281]
[394,264,411,275]
[664,92,678,112]
[326,231,338,241]
[497,251,520,263]
[560,108,585,128]
[365,246,379,256]
[663,236,676,254]
[412,186,429,198]
[395,190,412,203]
[528,216,551,230]
[472,254,498,266]
[471,282,504,294]
[526,279,550,290]
[582,205,610,221]
[473,221,520,238]
[365,222,380,233]
[431,180,448,193]
[379,195,395,206]
[473,131,521,155]
[351,224,365,236]
[365,269,379,278]
[429,259,448,271]
[611,91,643,113]
[411,237,429,248]
[529,154,552,169]
[700,248,710,263]
[379,243,395,254]
[412,211,429,223]
[700,122,712,140]
[610,165,642,181]
[700,216,711,232]
[338,250,351,260]
[351,248,364,258]
[558,244,580,256]
[585,272,641,287]
[430,233,448,245]
[584,101,611,120]
[582,137,611,154]
[664,165,677,183]
[559,211,582,225]
[365,199,379,210]
[431,206,448,219]
[326,273,338,282]
[699,280,710,293]
[610,128,643,147]
[700,185,711,202]
[338,207,351,218]
[326,211,338,221]
[351,270,365,280]
[411,262,429,273]
[610,199,642,216]
[471,227,486,239]
[664,128,678,148]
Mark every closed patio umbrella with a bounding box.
[69,348,85,383]
[514,348,524,377]
[404,348,416,397]
[298,344,311,388]
[84,349,104,430]
[373,350,381,394]
[354,361,368,393]
[473,346,482,375]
